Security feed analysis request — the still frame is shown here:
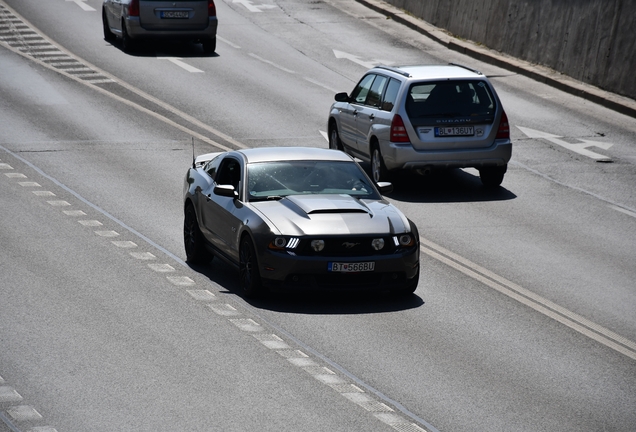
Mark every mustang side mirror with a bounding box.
[334,92,350,102]
[214,184,238,198]
[376,182,393,195]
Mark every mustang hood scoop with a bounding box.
[250,193,411,236]
[285,194,371,215]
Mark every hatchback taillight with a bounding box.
[208,0,216,16]
[128,0,140,17]
[496,110,510,139]
[390,114,410,143]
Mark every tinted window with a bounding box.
[216,158,241,190]
[204,155,222,179]
[351,74,376,104]
[247,161,378,201]
[405,80,495,120]
[366,75,388,107]
[381,78,401,111]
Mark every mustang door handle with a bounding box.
[369,114,375,120]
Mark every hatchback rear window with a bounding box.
[405,80,495,124]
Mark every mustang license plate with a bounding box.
[435,126,474,137]
[328,262,375,272]
[161,11,189,18]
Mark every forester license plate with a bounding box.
[329,262,375,272]
[435,126,474,137]
[161,11,189,18]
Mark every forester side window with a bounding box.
[351,74,376,104]
[380,78,401,111]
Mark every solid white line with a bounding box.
[158,57,204,73]
[217,35,241,49]
[248,53,295,73]
[419,236,636,361]
[609,205,636,219]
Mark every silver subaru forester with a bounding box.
[327,64,512,187]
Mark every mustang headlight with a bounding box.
[371,238,385,250]
[310,240,325,252]
[397,234,415,247]
[269,237,300,251]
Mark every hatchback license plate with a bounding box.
[328,262,375,272]
[161,11,189,18]
[435,126,474,137]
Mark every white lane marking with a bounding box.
[217,35,241,49]
[229,318,262,332]
[64,210,87,216]
[5,173,26,178]
[304,77,340,93]
[320,130,328,142]
[148,263,176,273]
[517,126,613,162]
[609,205,636,219]
[111,240,137,248]
[78,220,103,227]
[94,230,119,237]
[0,387,22,403]
[33,190,55,196]
[208,303,240,316]
[0,163,13,169]
[18,181,40,187]
[419,236,636,361]
[157,57,204,73]
[47,200,71,206]
[6,405,42,422]
[248,53,295,73]
[233,0,277,12]
[166,276,195,286]
[65,0,95,11]
[333,50,388,69]
[129,251,156,260]
[186,289,216,301]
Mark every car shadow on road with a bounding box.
[187,260,425,315]
[377,167,517,204]
[109,40,219,58]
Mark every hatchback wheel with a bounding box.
[184,204,211,264]
[239,236,262,298]
[371,145,390,183]
[102,10,115,42]
[121,21,135,53]
[479,165,506,187]
[202,38,216,54]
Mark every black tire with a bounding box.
[371,144,390,183]
[479,165,506,187]
[102,10,115,42]
[184,204,211,264]
[202,38,216,54]
[239,236,262,298]
[393,268,419,296]
[329,124,343,151]
[121,20,135,53]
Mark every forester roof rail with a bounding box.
[448,63,483,75]
[374,65,411,78]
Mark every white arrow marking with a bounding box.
[233,0,276,12]
[333,50,383,69]
[157,57,203,73]
[66,0,95,11]
[517,126,612,161]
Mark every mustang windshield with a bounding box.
[247,161,378,202]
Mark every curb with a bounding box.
[355,0,636,119]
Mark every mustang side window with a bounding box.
[216,158,241,191]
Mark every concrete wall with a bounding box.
[381,0,636,99]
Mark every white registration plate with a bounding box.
[435,126,474,137]
[161,11,189,18]
[328,262,375,272]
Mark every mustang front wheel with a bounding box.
[239,236,262,298]
[184,204,210,264]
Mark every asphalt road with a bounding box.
[1,0,635,431]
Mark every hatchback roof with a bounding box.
[374,64,484,80]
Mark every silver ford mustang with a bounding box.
[183,147,420,297]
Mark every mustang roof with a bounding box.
[238,147,353,164]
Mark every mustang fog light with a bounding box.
[371,238,385,250]
[399,234,414,247]
[310,239,325,252]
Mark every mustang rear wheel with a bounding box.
[184,204,210,264]
[239,236,262,298]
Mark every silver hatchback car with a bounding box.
[102,0,218,53]
[328,64,512,186]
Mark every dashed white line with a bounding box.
[248,53,295,73]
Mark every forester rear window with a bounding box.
[405,80,496,125]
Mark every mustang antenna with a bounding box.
[191,137,195,168]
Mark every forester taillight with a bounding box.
[390,114,410,143]
[208,0,217,16]
[496,110,510,139]
[128,0,140,17]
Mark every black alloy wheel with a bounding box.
[329,126,343,151]
[202,38,216,54]
[371,145,390,183]
[102,10,115,42]
[121,20,135,53]
[479,165,506,187]
[184,204,210,264]
[239,236,262,298]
